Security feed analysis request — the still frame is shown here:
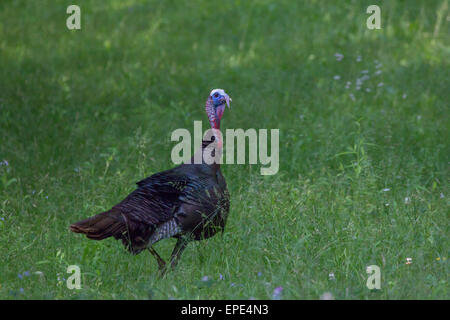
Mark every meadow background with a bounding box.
[0,0,448,299]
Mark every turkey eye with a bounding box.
[213,93,219,98]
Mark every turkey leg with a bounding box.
[147,247,166,271]
[168,238,188,269]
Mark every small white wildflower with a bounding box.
[402,93,407,99]
[385,203,389,207]
[356,56,362,62]
[375,70,382,76]
[383,188,390,192]
[34,271,44,277]
[366,88,371,92]
[328,272,335,280]
[417,115,422,120]
[404,197,410,204]
[334,53,344,61]
[376,63,383,69]
[349,93,355,101]
[356,86,361,91]
[333,75,341,80]
[377,82,384,87]
[406,258,412,265]
[440,193,444,198]
[320,292,334,300]
[361,70,369,74]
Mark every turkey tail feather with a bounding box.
[70,209,126,240]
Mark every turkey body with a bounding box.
[114,161,230,254]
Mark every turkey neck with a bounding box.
[188,99,224,172]
[190,128,223,173]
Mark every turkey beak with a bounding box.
[225,94,232,109]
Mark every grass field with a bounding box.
[0,0,448,299]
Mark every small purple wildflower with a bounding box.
[219,274,224,280]
[257,272,262,277]
[201,276,209,282]
[0,217,4,221]
[19,288,24,293]
[23,271,30,277]
[18,274,23,279]
[272,286,283,300]
[230,282,236,287]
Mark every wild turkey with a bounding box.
[70,89,231,272]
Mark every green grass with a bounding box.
[0,0,448,299]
